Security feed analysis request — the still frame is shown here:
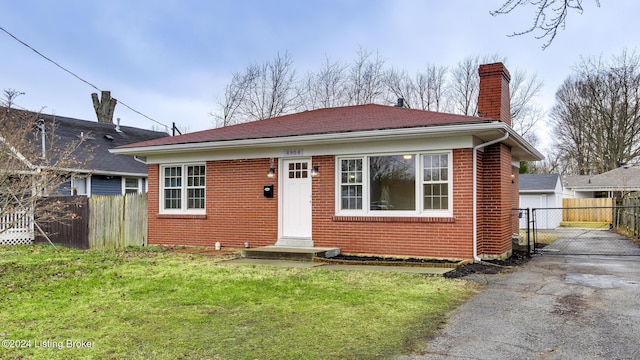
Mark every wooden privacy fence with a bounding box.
[562,198,613,223]
[616,195,640,239]
[89,194,148,249]
[36,194,147,249]
[36,196,89,248]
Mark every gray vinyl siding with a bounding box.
[91,175,122,195]
[54,181,73,195]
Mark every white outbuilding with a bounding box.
[519,174,563,229]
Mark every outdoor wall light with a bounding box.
[267,158,275,178]
[311,165,319,177]
[511,173,515,184]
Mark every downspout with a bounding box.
[472,130,509,262]
[133,156,148,193]
[133,156,147,165]
[36,119,46,159]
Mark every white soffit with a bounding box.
[111,122,544,163]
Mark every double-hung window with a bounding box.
[340,159,363,210]
[422,154,449,210]
[161,164,206,214]
[124,177,141,194]
[337,152,452,216]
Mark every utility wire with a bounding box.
[0,25,172,132]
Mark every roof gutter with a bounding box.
[110,122,533,156]
[472,130,509,262]
[133,156,147,165]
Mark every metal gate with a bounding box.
[516,206,640,256]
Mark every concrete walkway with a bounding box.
[226,258,453,275]
[399,254,640,360]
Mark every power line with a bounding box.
[0,24,172,131]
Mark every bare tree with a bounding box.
[418,65,448,112]
[0,90,91,239]
[491,0,601,50]
[525,148,563,174]
[346,47,387,105]
[552,77,591,174]
[244,52,299,120]
[551,50,640,175]
[211,50,544,149]
[149,124,172,134]
[211,69,257,127]
[1,89,25,108]
[384,64,448,111]
[384,68,415,107]
[212,52,298,126]
[299,56,348,110]
[510,69,544,145]
[450,56,481,116]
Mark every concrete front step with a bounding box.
[241,246,341,262]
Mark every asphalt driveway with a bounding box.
[400,238,640,359]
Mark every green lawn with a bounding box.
[0,245,477,360]
[520,230,559,245]
[560,221,611,228]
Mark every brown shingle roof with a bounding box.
[118,104,493,149]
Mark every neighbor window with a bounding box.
[71,177,88,196]
[337,152,451,216]
[161,164,206,213]
[124,177,140,194]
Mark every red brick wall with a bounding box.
[511,165,520,235]
[146,146,514,260]
[475,150,484,255]
[478,63,511,126]
[311,149,475,259]
[479,143,514,259]
[147,159,278,248]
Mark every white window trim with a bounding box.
[159,163,206,215]
[71,176,90,196]
[123,177,142,194]
[335,151,453,217]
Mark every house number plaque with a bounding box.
[283,149,303,156]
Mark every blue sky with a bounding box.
[1,0,638,150]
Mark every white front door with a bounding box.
[280,159,313,243]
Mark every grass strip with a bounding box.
[0,245,477,359]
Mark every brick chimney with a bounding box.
[478,63,511,126]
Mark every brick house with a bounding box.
[113,62,542,261]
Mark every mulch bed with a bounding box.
[443,251,531,278]
[315,254,467,268]
[319,252,531,278]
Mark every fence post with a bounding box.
[526,208,531,256]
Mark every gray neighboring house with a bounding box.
[35,112,170,196]
[563,166,640,199]
[519,173,563,229]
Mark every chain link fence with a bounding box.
[515,205,640,256]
